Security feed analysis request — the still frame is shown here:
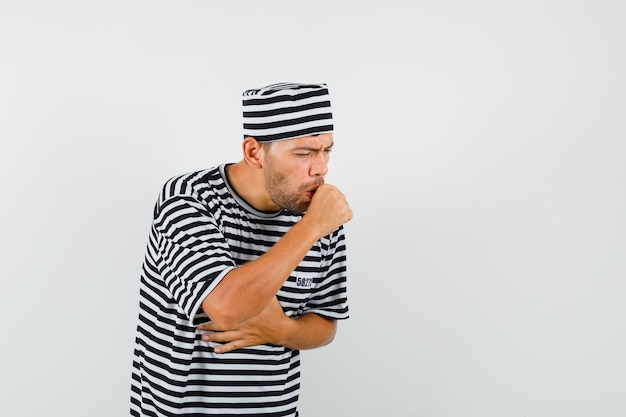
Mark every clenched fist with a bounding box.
[302,183,352,238]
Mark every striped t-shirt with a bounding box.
[130,164,349,417]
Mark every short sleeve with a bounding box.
[303,226,349,320]
[153,195,235,320]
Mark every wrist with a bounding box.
[292,216,323,243]
[274,314,297,347]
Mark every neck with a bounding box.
[226,161,280,212]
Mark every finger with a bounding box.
[201,331,235,343]
[213,341,242,354]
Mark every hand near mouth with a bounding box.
[301,183,352,237]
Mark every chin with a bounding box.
[285,202,309,215]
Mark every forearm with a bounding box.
[277,313,337,350]
[202,220,320,328]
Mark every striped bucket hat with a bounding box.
[242,82,333,142]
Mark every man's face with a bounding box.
[262,133,334,214]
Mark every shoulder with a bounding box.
[159,166,223,201]
[151,166,227,218]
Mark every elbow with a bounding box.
[318,317,338,347]
[325,322,337,346]
[201,296,247,329]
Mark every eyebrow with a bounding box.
[294,142,334,152]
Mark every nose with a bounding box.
[309,151,329,177]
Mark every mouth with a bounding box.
[304,186,319,199]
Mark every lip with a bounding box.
[304,187,318,199]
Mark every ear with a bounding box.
[242,136,264,169]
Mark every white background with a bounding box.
[1,1,625,416]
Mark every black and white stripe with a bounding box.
[242,82,334,142]
[130,165,349,417]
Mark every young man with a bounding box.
[130,82,352,417]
